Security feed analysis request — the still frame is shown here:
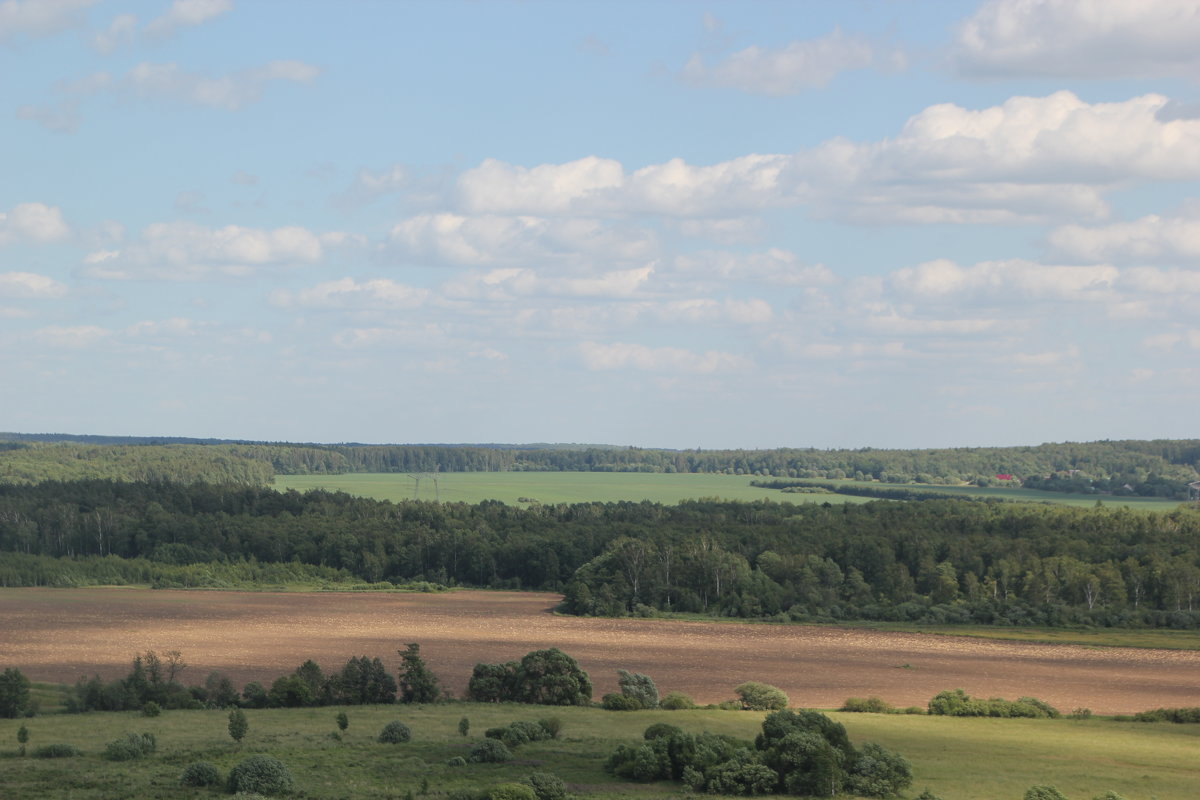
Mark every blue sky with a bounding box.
[3,0,1200,449]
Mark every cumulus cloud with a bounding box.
[579,341,751,373]
[271,277,430,310]
[144,0,231,39]
[952,0,1200,79]
[0,202,70,244]
[1050,205,1200,265]
[681,27,899,94]
[81,221,325,280]
[889,258,1118,303]
[386,213,656,267]
[0,0,94,42]
[0,271,68,298]
[672,249,836,287]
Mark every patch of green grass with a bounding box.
[1,703,1197,799]
[838,622,1200,650]
[804,479,1185,511]
[274,472,860,506]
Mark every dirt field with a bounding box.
[3,587,1198,714]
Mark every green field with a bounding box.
[801,479,1186,511]
[2,701,1196,799]
[273,472,859,506]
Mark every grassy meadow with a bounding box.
[272,471,857,506]
[1,700,1195,800]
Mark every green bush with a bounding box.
[928,689,1059,718]
[537,717,562,739]
[336,711,349,731]
[446,755,467,767]
[227,755,294,796]
[524,772,568,800]
[1024,786,1068,800]
[458,716,470,736]
[643,722,683,741]
[601,692,642,710]
[180,761,223,787]
[103,731,156,761]
[1133,706,1200,723]
[141,700,161,717]
[659,691,696,710]
[378,720,412,744]
[840,696,897,714]
[229,707,249,742]
[616,670,659,708]
[469,738,514,763]
[32,743,80,758]
[488,784,536,800]
[734,681,788,711]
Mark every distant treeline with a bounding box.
[2,437,1198,497]
[3,480,1200,629]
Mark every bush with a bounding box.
[537,717,562,739]
[488,784,536,800]
[469,738,514,763]
[103,732,156,761]
[617,670,659,708]
[659,691,696,710]
[180,761,223,787]
[840,696,896,714]
[524,772,568,800]
[643,722,683,740]
[458,716,470,736]
[141,700,161,717]
[229,707,249,742]
[336,711,349,731]
[0,667,32,718]
[734,681,788,711]
[1024,786,1068,800]
[601,692,642,711]
[378,720,412,743]
[1133,706,1200,723]
[446,755,467,767]
[228,755,294,796]
[928,689,1059,718]
[32,743,80,758]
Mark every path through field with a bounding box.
[4,587,1198,714]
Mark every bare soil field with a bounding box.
[3,587,1198,715]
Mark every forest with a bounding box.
[2,479,1199,629]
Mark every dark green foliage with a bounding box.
[1132,706,1200,722]
[916,790,945,800]
[336,711,349,731]
[643,723,683,741]
[485,719,553,748]
[180,761,223,787]
[228,754,294,795]
[398,643,440,703]
[617,670,658,708]
[204,671,240,708]
[102,731,156,761]
[269,674,315,708]
[32,743,80,758]
[0,667,32,718]
[1024,787,1069,800]
[458,716,470,736]
[735,682,788,711]
[242,681,269,708]
[378,720,412,744]
[330,656,396,705]
[928,689,1060,718]
[845,742,913,797]
[469,738,514,763]
[141,700,161,717]
[537,717,562,739]
[488,784,536,800]
[64,650,192,713]
[446,755,467,766]
[602,692,642,710]
[228,708,249,742]
[1092,792,1127,800]
[524,772,568,800]
[840,697,897,713]
[17,723,29,755]
[659,691,696,710]
[468,649,591,706]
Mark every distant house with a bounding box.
[995,474,1014,481]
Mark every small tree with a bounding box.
[617,670,659,708]
[735,681,788,711]
[336,711,349,731]
[458,716,470,736]
[228,708,248,743]
[378,720,412,744]
[17,723,29,756]
[0,667,32,718]
[398,643,441,703]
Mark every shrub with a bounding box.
[398,643,441,703]
[336,711,349,731]
[845,741,913,798]
[488,784,536,800]
[227,755,294,796]
[180,761,223,787]
[141,700,161,717]
[103,731,156,761]
[458,716,470,736]
[1024,786,1068,800]
[537,717,561,739]
[1134,706,1200,723]
[469,738,513,763]
[468,649,592,706]
[840,696,896,714]
[734,681,788,711]
[446,755,467,767]
[1070,707,1093,720]
[524,772,567,800]
[643,723,683,741]
[378,720,412,743]
[928,689,1059,718]
[32,743,80,758]
[229,707,249,742]
[659,691,696,710]
[1092,792,1127,800]
[601,692,642,711]
[617,670,659,708]
[242,682,269,709]
[0,667,32,718]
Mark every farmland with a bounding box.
[5,588,1199,716]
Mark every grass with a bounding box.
[1,701,1196,799]
[838,622,1200,651]
[273,472,860,506]
[795,479,1186,511]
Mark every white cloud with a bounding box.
[681,28,896,94]
[81,221,325,280]
[124,60,319,110]
[28,324,111,348]
[144,0,231,39]
[334,164,408,207]
[1050,205,1200,265]
[952,0,1200,79]
[443,265,655,300]
[271,278,430,310]
[1119,267,1200,294]
[386,213,656,267]
[91,12,135,53]
[579,341,751,373]
[0,271,68,298]
[0,202,70,244]
[125,317,199,337]
[672,249,836,286]
[890,258,1118,303]
[0,0,94,42]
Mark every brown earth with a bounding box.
[3,587,1198,715]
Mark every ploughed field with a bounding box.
[5,587,1199,715]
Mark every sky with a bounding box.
[2,0,1200,450]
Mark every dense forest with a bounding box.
[2,435,1198,498]
[3,480,1200,629]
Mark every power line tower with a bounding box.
[407,465,441,501]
